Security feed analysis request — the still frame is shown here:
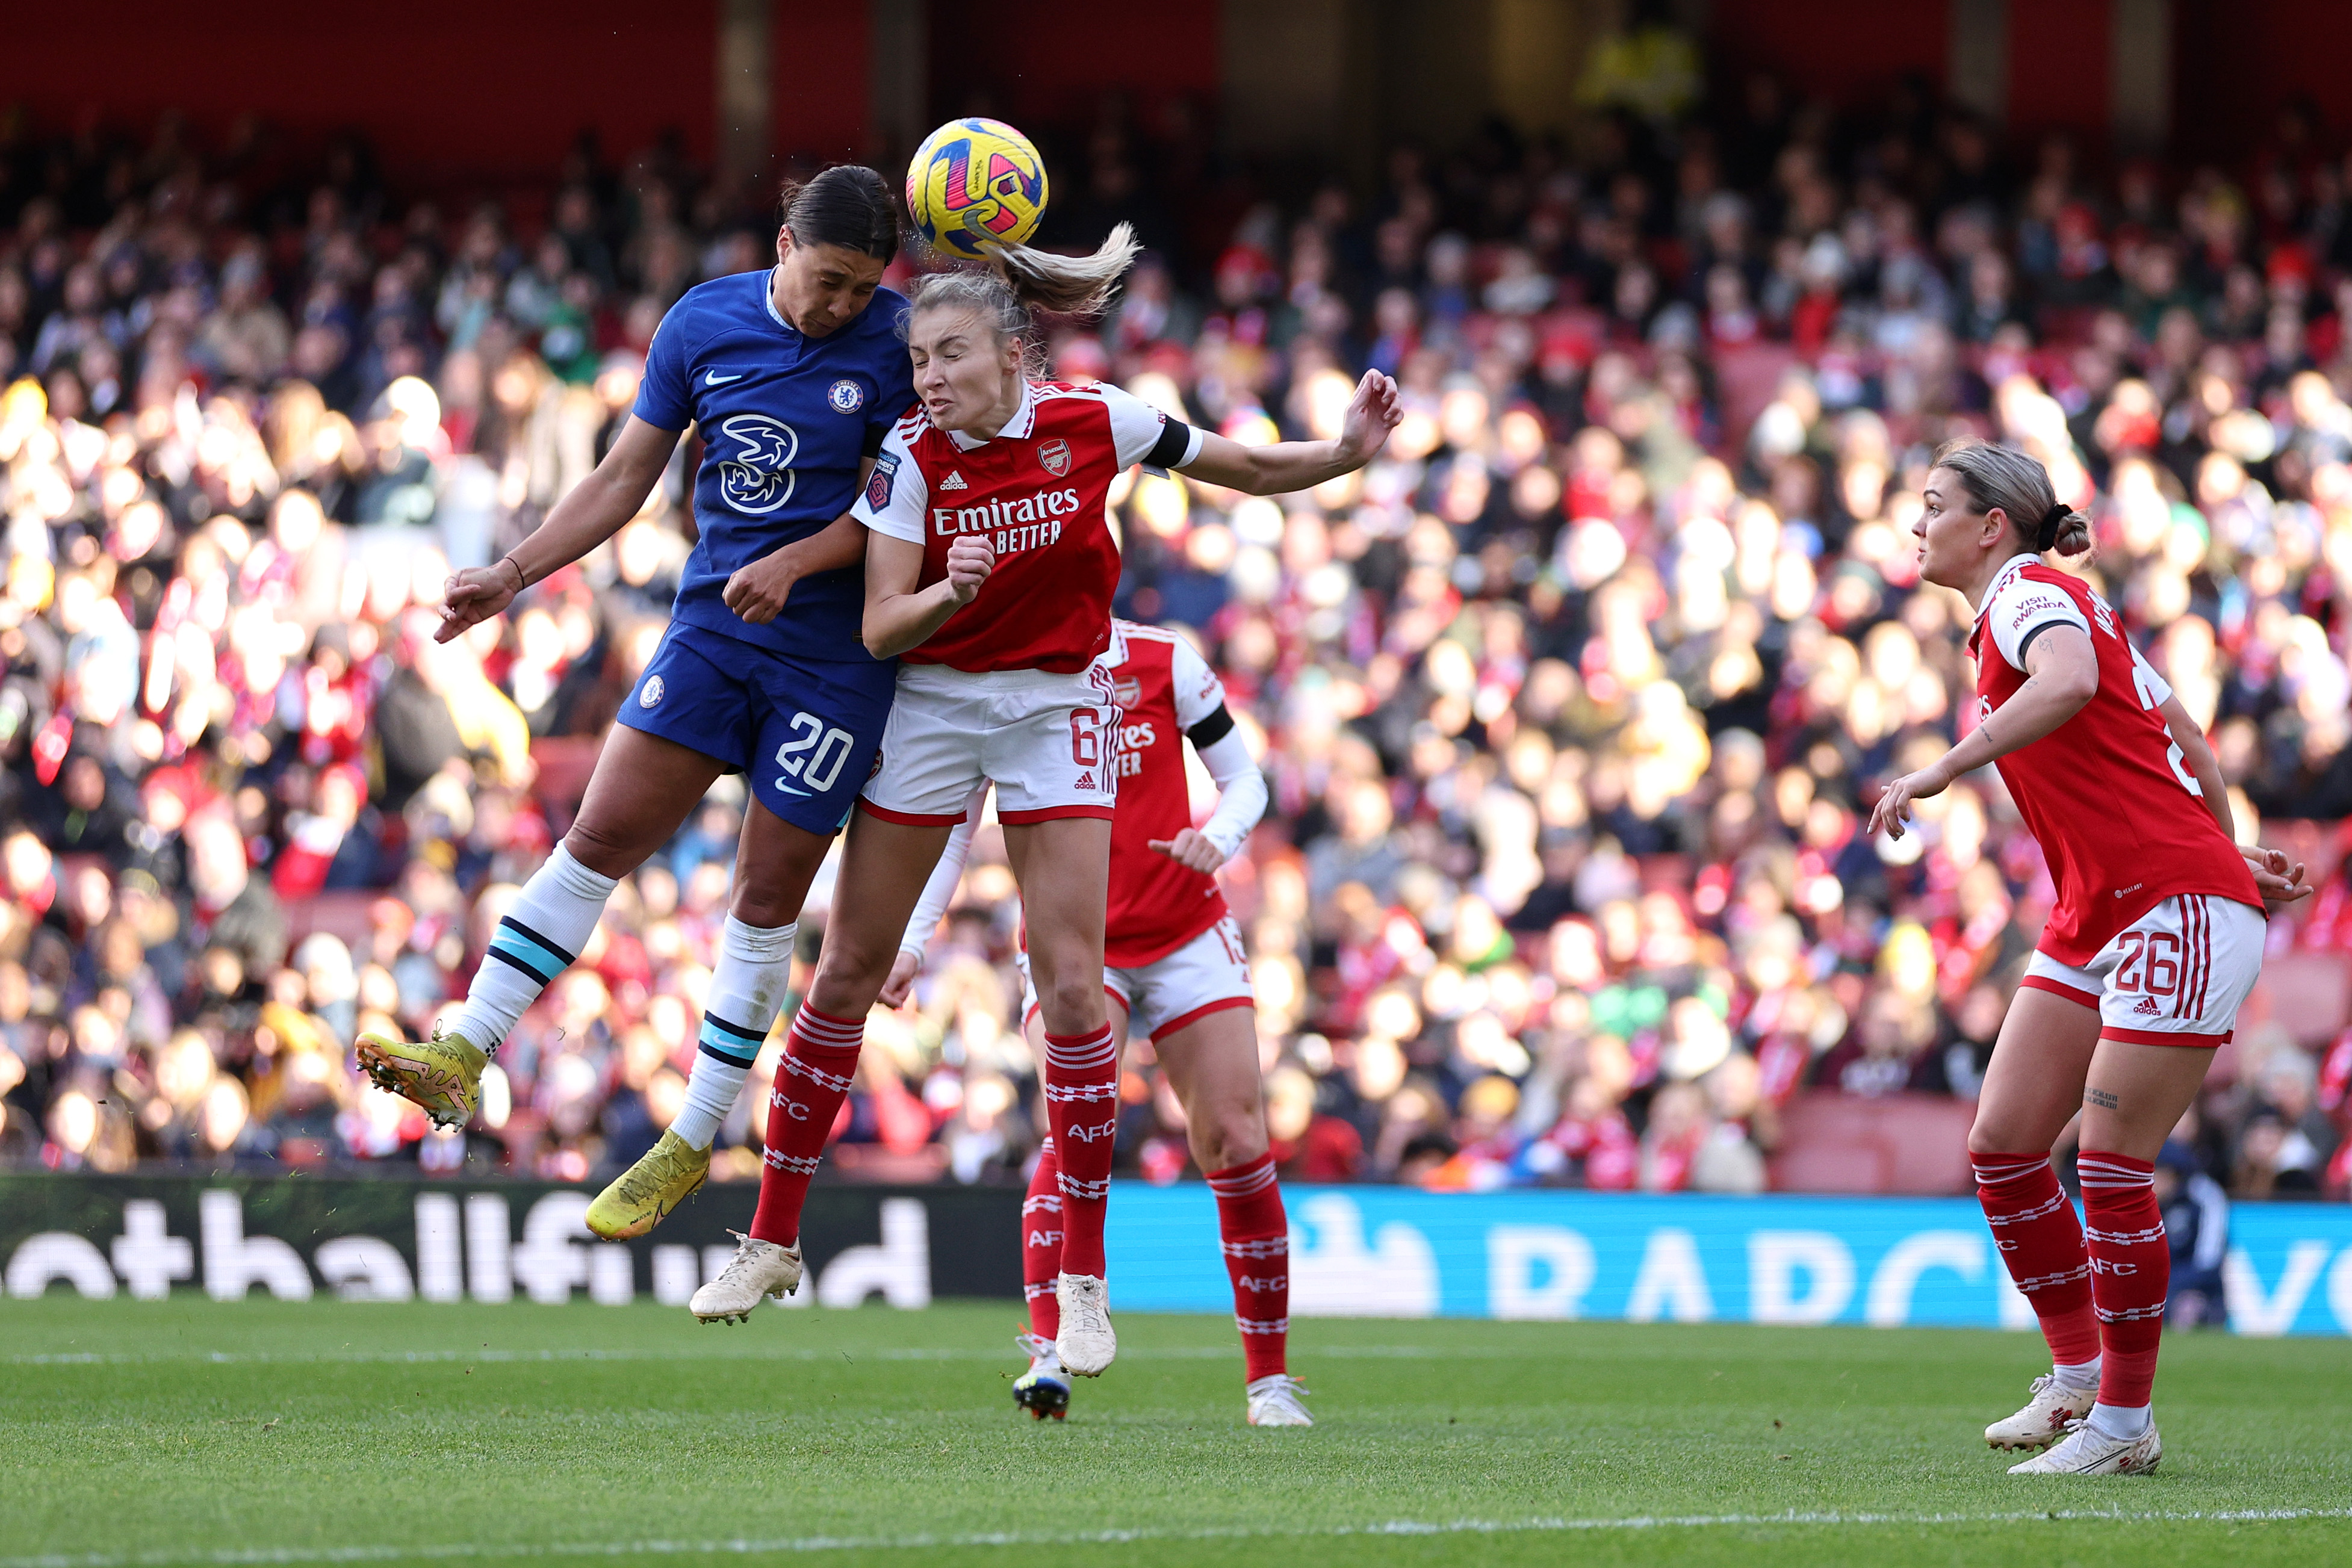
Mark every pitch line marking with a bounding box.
[7,1508,2351,1567]
[4,1344,1515,1369]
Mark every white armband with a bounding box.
[897,784,988,964]
[1193,728,1267,863]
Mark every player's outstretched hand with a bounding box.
[436,560,523,643]
[1867,762,1952,841]
[1148,827,1226,874]
[2242,843,2313,911]
[878,949,922,1009]
[1335,370,1403,466]
[945,534,994,604]
[724,550,803,625]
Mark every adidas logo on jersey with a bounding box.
[2132,996,2162,1016]
[939,471,969,491]
[1073,772,1096,791]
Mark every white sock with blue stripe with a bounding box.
[670,916,796,1150]
[452,844,618,1053]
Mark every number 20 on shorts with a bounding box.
[775,711,855,793]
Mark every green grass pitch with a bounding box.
[4,1297,2348,1567]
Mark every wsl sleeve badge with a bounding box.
[866,452,898,510]
[828,378,866,414]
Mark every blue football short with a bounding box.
[616,621,894,835]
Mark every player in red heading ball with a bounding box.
[884,618,1308,1426]
[691,222,1399,1386]
[1871,439,2310,1476]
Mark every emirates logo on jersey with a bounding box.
[1038,438,1072,477]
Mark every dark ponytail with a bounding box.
[777,166,900,265]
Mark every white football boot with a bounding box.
[1986,1374,2097,1450]
[689,1232,802,1324]
[2008,1418,2162,1476]
[1055,1273,1117,1376]
[1246,1374,1314,1427]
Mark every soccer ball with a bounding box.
[905,117,1049,259]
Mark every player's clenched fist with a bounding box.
[436,557,525,643]
[1147,828,1226,873]
[945,534,994,604]
[723,550,804,625]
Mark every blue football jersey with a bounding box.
[633,269,916,668]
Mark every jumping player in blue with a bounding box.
[356,169,922,1237]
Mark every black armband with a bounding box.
[1144,416,1196,473]
[861,426,887,458]
[1185,703,1237,749]
[2014,619,2067,665]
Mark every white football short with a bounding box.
[1020,916,1256,1043]
[2022,893,2266,1046]
[860,662,1120,825]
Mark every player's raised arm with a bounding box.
[1171,369,1401,495]
[436,413,680,642]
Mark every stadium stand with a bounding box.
[1,84,2345,1201]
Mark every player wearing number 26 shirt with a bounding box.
[1873,439,2309,1481]
[692,228,1399,1386]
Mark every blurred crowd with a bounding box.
[2,85,2347,1206]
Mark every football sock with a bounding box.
[2087,1401,2153,1442]
[1022,1135,1064,1340]
[2054,1355,2103,1390]
[455,844,618,1052]
[1041,1024,1120,1277]
[1208,1153,1289,1383]
[2079,1150,2167,1416]
[670,917,795,1150]
[1973,1151,2100,1367]
[747,1004,864,1247]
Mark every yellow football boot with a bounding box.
[356,1024,487,1130]
[585,1129,711,1239]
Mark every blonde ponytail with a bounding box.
[905,224,1140,374]
[984,223,1140,317]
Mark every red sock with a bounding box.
[1209,1153,1289,1383]
[747,1005,863,1247]
[1974,1152,2100,1366]
[2079,1150,2167,1407]
[1041,1024,1119,1277]
[1022,1135,1063,1339]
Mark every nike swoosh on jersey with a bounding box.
[772,779,811,797]
[704,369,746,386]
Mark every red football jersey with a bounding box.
[1101,622,1232,968]
[855,380,1198,674]
[1969,554,2261,966]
